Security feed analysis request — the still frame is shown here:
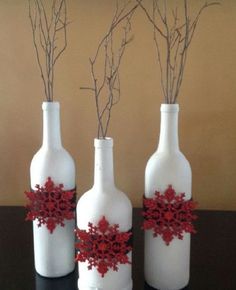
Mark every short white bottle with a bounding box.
[76,138,133,290]
[30,101,76,277]
[144,104,192,290]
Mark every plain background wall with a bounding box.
[0,0,235,210]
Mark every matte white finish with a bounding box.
[30,102,76,277]
[77,138,133,290]
[145,104,192,290]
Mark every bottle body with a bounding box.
[144,104,192,290]
[76,138,133,290]
[30,102,76,277]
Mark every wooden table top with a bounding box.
[0,207,235,290]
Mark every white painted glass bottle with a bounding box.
[145,104,192,290]
[30,102,76,277]
[76,138,133,290]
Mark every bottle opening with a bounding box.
[42,101,60,111]
[160,104,179,113]
[94,137,113,148]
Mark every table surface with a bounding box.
[0,207,235,290]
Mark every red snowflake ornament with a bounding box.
[75,216,132,277]
[143,185,197,245]
[25,177,76,233]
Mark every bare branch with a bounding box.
[92,1,139,64]
[53,0,68,65]
[137,0,167,38]
[139,0,219,104]
[29,0,48,99]
[80,86,95,91]
[187,1,220,48]
[82,0,137,138]
[152,1,166,101]
[28,0,69,102]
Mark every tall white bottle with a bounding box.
[30,102,76,277]
[144,104,192,290]
[76,138,133,290]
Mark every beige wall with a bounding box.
[0,0,235,210]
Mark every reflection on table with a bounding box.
[35,270,78,290]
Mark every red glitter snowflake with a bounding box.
[25,177,76,233]
[143,185,197,245]
[75,216,132,277]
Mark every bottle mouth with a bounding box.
[94,137,113,148]
[160,103,179,112]
[42,101,60,111]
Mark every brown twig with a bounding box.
[137,0,220,104]
[28,0,69,102]
[81,0,137,139]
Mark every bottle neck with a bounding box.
[157,104,180,153]
[93,138,115,192]
[42,102,62,149]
